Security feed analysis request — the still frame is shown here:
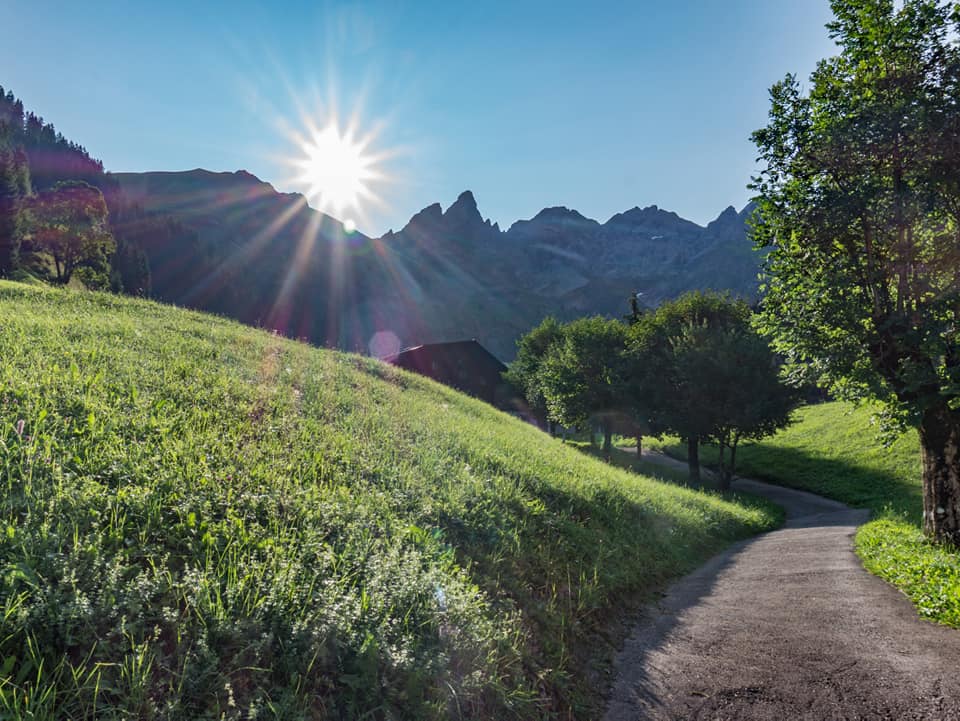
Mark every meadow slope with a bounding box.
[648,403,960,629]
[0,282,779,720]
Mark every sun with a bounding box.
[292,120,377,224]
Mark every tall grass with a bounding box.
[0,281,779,719]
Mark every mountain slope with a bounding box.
[4,83,761,359]
[113,172,559,359]
[0,280,778,718]
[113,170,763,359]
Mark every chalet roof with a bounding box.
[383,339,506,368]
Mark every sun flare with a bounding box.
[292,120,378,223]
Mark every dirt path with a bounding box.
[605,452,960,720]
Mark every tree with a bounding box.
[671,322,798,489]
[504,317,564,433]
[0,131,29,277]
[751,0,960,543]
[110,233,152,295]
[627,292,753,483]
[539,316,628,455]
[28,181,115,286]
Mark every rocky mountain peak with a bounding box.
[604,204,701,234]
[404,202,444,230]
[443,190,484,228]
[738,202,758,221]
[706,205,743,234]
[233,169,263,184]
[531,206,593,223]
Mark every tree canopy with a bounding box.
[0,85,153,292]
[0,126,30,277]
[539,316,628,454]
[627,292,754,482]
[751,0,960,542]
[669,320,797,487]
[28,181,115,287]
[504,316,564,428]
[508,293,796,479]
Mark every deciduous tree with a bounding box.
[627,292,750,483]
[539,316,628,455]
[751,0,960,543]
[504,317,564,432]
[671,321,797,489]
[28,181,115,287]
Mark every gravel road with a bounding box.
[604,456,960,720]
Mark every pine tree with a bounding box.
[0,132,24,277]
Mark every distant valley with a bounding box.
[113,169,762,360]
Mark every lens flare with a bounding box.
[282,104,395,233]
[294,121,372,215]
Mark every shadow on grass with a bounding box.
[569,442,788,533]
[568,442,695,488]
[434,450,771,718]
[653,440,922,525]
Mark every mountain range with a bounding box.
[113,169,762,360]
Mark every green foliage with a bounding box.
[627,291,751,440]
[504,316,563,419]
[539,317,628,451]
[0,85,104,191]
[0,84,168,297]
[26,181,116,287]
[750,0,960,541]
[109,233,151,296]
[625,291,796,483]
[671,322,799,486]
[0,281,780,719]
[856,518,960,626]
[649,403,921,515]
[0,131,29,277]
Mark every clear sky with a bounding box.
[2,1,837,236]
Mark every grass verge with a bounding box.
[646,402,960,628]
[0,281,780,720]
[568,442,785,528]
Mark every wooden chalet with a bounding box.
[383,339,534,419]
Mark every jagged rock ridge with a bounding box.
[113,170,762,360]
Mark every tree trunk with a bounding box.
[919,405,960,545]
[730,437,739,480]
[603,423,612,458]
[717,442,730,491]
[687,435,701,484]
[635,432,642,457]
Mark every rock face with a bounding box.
[113,170,762,360]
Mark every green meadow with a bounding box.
[648,402,960,628]
[0,281,780,720]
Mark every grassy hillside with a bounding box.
[648,403,960,628]
[0,281,779,720]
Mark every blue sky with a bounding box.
[2,1,836,235]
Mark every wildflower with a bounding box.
[15,419,24,439]
[224,681,236,708]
